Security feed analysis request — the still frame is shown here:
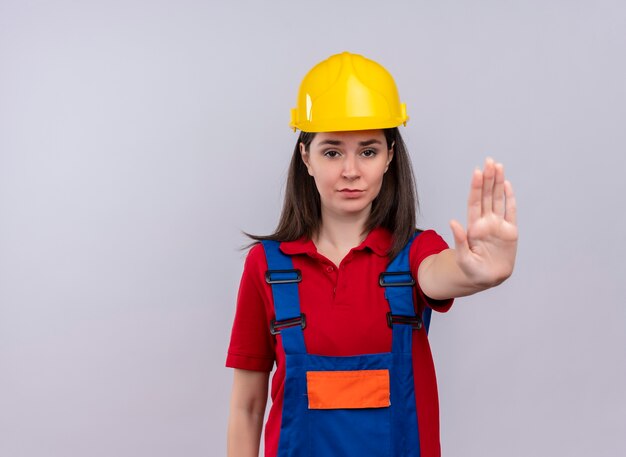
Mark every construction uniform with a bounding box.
[226,227,453,456]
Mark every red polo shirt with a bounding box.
[226,227,453,457]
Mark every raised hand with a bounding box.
[449,158,518,288]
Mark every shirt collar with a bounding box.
[279,237,318,256]
[279,227,392,257]
[359,226,393,256]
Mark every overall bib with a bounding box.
[262,233,432,457]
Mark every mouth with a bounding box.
[338,188,365,197]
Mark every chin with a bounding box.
[333,202,374,217]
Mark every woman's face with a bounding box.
[300,129,393,221]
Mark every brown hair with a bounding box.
[246,128,419,259]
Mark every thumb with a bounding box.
[449,219,469,254]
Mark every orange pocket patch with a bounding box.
[306,369,390,409]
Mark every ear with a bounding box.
[385,141,395,172]
[300,142,313,176]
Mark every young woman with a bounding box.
[226,52,517,457]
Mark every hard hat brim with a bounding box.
[290,116,408,133]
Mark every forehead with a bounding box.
[311,129,386,147]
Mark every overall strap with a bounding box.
[380,231,432,354]
[260,240,307,355]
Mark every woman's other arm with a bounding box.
[227,368,270,457]
[418,158,518,300]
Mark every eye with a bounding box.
[361,149,378,158]
[323,149,341,158]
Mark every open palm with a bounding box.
[450,158,518,287]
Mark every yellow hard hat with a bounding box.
[290,52,408,132]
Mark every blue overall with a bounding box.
[262,233,431,457]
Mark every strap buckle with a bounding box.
[378,271,415,287]
[265,269,302,284]
[386,312,423,330]
[270,314,306,335]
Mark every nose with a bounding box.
[341,153,360,180]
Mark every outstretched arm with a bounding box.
[418,158,518,300]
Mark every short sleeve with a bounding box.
[410,230,454,313]
[225,244,276,372]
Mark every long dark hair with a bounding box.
[247,127,419,259]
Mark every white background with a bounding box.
[1,1,625,456]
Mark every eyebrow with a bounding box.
[358,139,383,147]
[317,139,383,147]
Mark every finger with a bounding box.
[492,162,505,217]
[481,157,495,216]
[467,168,483,227]
[450,219,469,255]
[504,180,517,225]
